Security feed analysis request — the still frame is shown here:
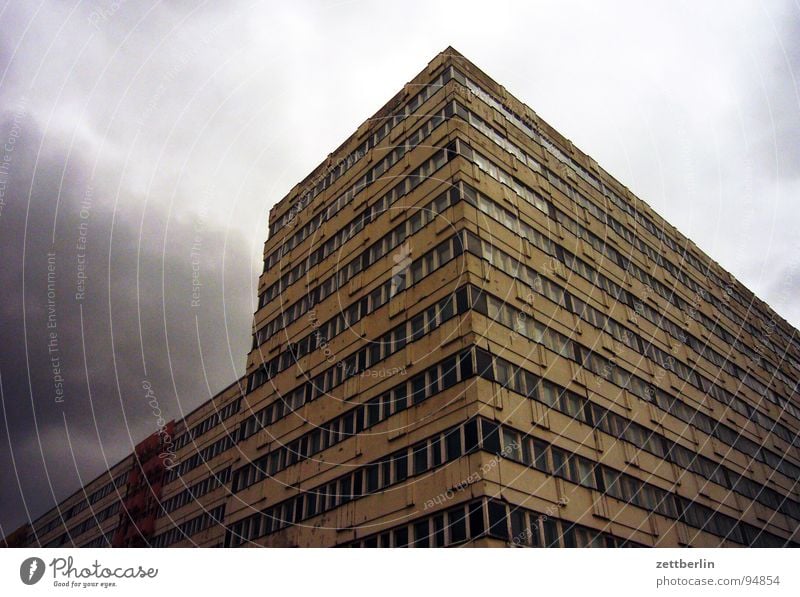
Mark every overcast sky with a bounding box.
[0,0,798,537]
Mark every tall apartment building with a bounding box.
[5,47,800,549]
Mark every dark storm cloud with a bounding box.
[1,0,799,537]
[0,111,253,536]
[0,1,285,535]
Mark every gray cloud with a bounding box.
[0,110,253,535]
[1,0,798,535]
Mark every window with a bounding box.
[574,456,597,490]
[551,448,569,478]
[426,368,440,396]
[464,419,479,453]
[411,314,425,341]
[435,241,452,267]
[393,385,407,413]
[326,483,338,509]
[448,507,467,544]
[395,527,409,548]
[433,515,446,547]
[445,429,462,461]
[369,285,385,311]
[520,438,533,466]
[468,501,485,539]
[525,513,540,547]
[481,419,501,454]
[524,372,540,398]
[343,412,354,437]
[561,391,586,422]
[540,381,559,407]
[364,536,378,548]
[532,440,549,473]
[414,521,430,548]
[621,475,642,505]
[366,464,379,493]
[366,399,381,427]
[382,460,391,488]
[409,212,423,234]
[410,260,423,285]
[541,516,559,547]
[412,375,426,405]
[476,349,494,380]
[603,468,623,500]
[487,501,508,540]
[495,360,512,386]
[459,349,474,379]
[380,392,393,420]
[637,484,660,512]
[339,477,351,504]
[413,443,429,474]
[395,452,408,482]
[510,509,527,545]
[442,355,458,388]
[502,428,522,461]
[431,436,443,467]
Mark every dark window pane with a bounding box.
[448,507,467,544]
[339,476,351,503]
[562,524,576,548]
[343,413,354,436]
[414,521,430,548]
[542,517,559,547]
[395,451,408,482]
[442,356,458,388]
[468,501,485,538]
[413,443,429,474]
[306,492,317,517]
[412,375,426,404]
[393,385,407,412]
[464,419,479,453]
[552,447,569,478]
[521,438,533,466]
[382,460,392,488]
[459,349,474,379]
[366,464,379,493]
[439,296,455,322]
[475,349,494,380]
[487,500,508,540]
[527,513,540,547]
[445,429,462,461]
[394,329,406,351]
[431,437,443,467]
[411,314,425,341]
[433,515,445,547]
[481,419,501,454]
[394,527,409,548]
[510,510,527,545]
[367,399,381,427]
[456,286,469,313]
